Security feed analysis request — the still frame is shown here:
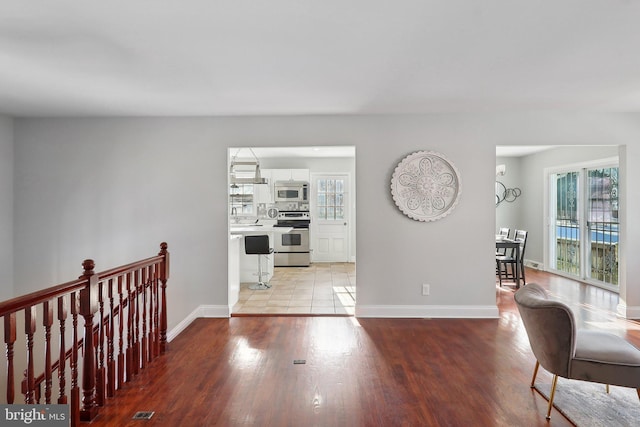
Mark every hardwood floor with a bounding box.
[88,268,640,426]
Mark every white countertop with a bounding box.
[229,225,293,235]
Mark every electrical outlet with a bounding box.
[422,284,430,296]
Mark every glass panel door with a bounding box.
[549,165,619,288]
[553,171,580,276]
[586,167,619,285]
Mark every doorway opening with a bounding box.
[227,146,356,315]
[496,145,622,293]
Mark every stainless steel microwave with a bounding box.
[274,181,308,202]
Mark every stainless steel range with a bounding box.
[273,210,310,267]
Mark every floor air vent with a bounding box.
[132,411,155,420]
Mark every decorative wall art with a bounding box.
[390,150,462,222]
[495,181,522,206]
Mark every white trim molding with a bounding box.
[166,304,229,342]
[524,259,544,270]
[166,303,500,342]
[355,304,499,318]
[617,303,640,320]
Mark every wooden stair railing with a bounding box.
[0,242,169,426]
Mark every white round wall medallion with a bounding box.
[390,150,462,222]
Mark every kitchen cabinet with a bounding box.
[253,182,272,205]
[271,168,309,182]
[230,226,293,282]
[228,235,241,307]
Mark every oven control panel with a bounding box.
[278,210,310,220]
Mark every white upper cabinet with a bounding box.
[253,183,272,204]
[291,169,310,181]
[271,168,309,183]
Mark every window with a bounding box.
[229,183,254,215]
[316,178,345,220]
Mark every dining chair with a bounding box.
[496,229,527,287]
[496,227,511,256]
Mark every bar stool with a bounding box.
[244,235,274,290]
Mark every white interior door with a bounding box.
[311,174,350,262]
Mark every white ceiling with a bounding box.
[2,1,640,117]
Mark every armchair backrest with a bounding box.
[514,283,576,378]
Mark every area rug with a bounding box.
[534,377,640,426]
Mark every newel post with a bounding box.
[159,242,169,354]
[79,260,99,421]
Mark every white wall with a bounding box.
[495,156,522,237]
[13,118,224,326]
[12,112,640,331]
[0,116,13,301]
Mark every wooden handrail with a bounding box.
[0,279,86,315]
[97,255,165,282]
[1,242,169,426]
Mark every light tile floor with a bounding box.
[233,262,356,315]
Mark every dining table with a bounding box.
[496,236,521,288]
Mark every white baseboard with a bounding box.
[166,304,229,342]
[524,259,544,270]
[167,303,499,342]
[617,303,640,320]
[197,305,231,318]
[355,304,499,318]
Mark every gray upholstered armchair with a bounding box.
[514,283,640,419]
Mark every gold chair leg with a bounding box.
[546,374,558,420]
[606,384,610,394]
[530,361,540,388]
